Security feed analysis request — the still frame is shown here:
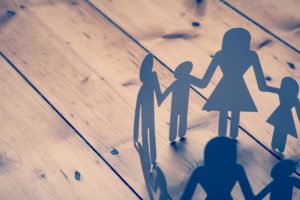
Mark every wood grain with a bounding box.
[224,0,300,51]
[0,56,136,199]
[0,0,299,199]
[89,0,300,158]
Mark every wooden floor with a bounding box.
[0,0,299,199]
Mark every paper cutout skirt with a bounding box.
[203,78,257,112]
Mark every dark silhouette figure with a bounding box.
[152,164,172,200]
[160,61,203,142]
[181,137,255,200]
[134,54,163,169]
[199,28,272,138]
[266,77,300,153]
[134,142,155,200]
[255,159,300,200]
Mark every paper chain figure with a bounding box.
[133,28,300,200]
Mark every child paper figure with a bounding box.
[266,77,300,153]
[199,28,272,139]
[134,54,163,169]
[160,61,203,142]
[255,159,300,200]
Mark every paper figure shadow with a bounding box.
[181,137,255,200]
[152,164,172,200]
[266,77,300,153]
[200,28,273,139]
[135,142,172,200]
[256,159,300,200]
[135,142,155,200]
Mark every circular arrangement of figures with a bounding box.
[133,28,300,200]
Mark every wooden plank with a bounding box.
[0,57,136,199]
[89,0,300,158]
[0,0,299,199]
[223,0,300,51]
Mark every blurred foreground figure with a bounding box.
[181,137,254,200]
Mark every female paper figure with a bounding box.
[255,159,300,200]
[266,77,300,153]
[160,61,203,142]
[199,28,271,138]
[181,137,254,200]
[134,54,162,168]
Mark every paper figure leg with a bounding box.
[271,128,287,153]
[230,112,240,139]
[142,126,151,170]
[178,113,188,138]
[169,114,179,142]
[218,111,228,136]
[149,125,157,165]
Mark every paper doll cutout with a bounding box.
[160,61,203,142]
[134,54,163,168]
[255,159,300,200]
[266,77,300,153]
[181,137,254,200]
[200,28,271,138]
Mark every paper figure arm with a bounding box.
[254,182,272,200]
[181,168,201,200]
[152,72,164,105]
[200,53,220,88]
[188,75,205,88]
[159,83,174,106]
[238,167,255,200]
[133,90,142,143]
[252,52,270,92]
[266,86,281,94]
